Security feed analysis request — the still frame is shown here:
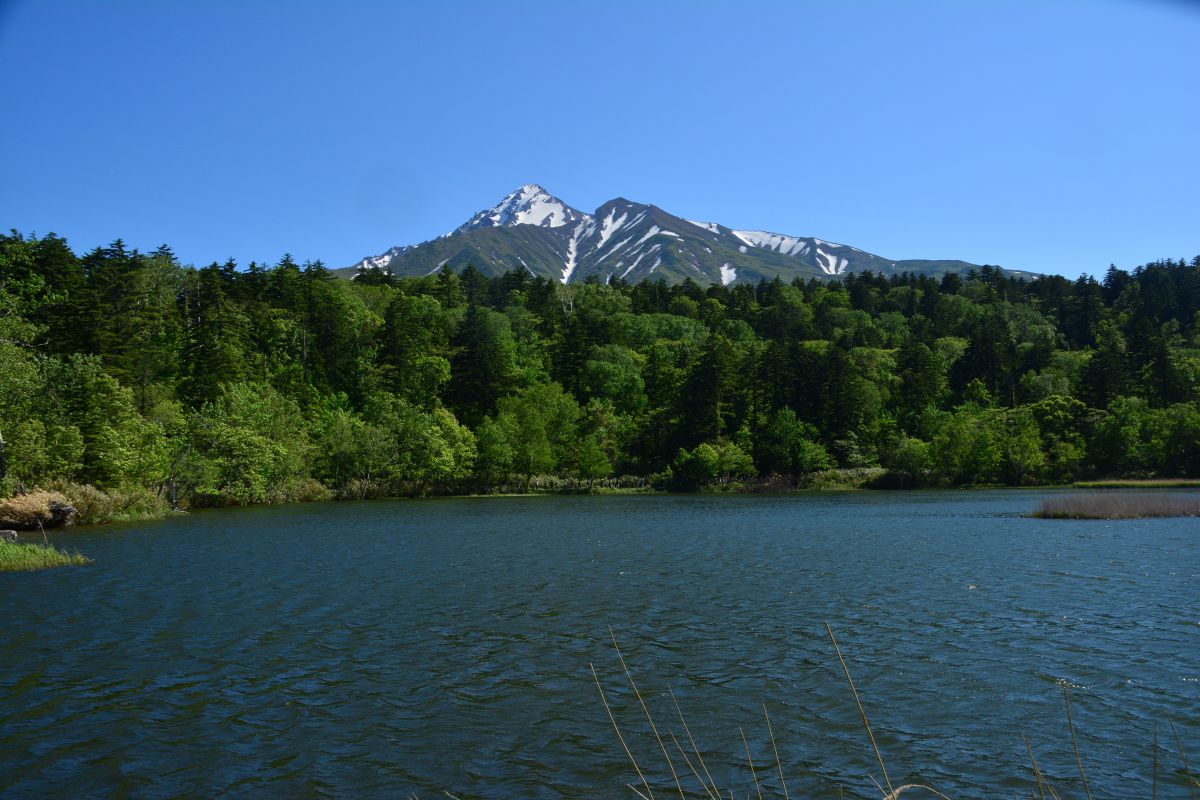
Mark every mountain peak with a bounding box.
[454,184,589,235]
[346,186,1026,286]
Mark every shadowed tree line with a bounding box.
[2,229,1200,507]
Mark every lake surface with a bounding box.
[1,491,1197,798]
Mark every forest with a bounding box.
[2,230,1199,518]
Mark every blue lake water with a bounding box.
[1,491,1197,798]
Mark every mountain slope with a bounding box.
[343,184,1035,285]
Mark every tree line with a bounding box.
[2,229,1199,508]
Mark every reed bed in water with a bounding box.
[0,539,90,572]
[590,626,1199,800]
[1073,479,1200,489]
[1032,492,1200,519]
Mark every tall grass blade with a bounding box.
[1153,720,1159,800]
[1024,735,1047,800]
[762,704,789,800]
[1063,688,1092,800]
[1169,717,1198,800]
[591,661,656,800]
[671,686,721,799]
[739,726,762,800]
[609,628,686,799]
[669,730,719,800]
[826,622,893,797]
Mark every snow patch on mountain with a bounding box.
[353,244,412,274]
[457,184,588,233]
[620,244,661,279]
[597,208,627,250]
[720,263,737,286]
[596,234,635,264]
[636,226,663,246]
[561,221,586,284]
[732,229,810,257]
[816,247,848,275]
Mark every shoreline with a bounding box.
[31,476,1200,533]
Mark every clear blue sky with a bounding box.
[2,0,1197,278]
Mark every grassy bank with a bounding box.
[0,540,90,572]
[1033,492,1200,519]
[1073,478,1200,488]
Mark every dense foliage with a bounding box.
[2,230,1199,506]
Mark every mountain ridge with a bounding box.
[342,185,1035,285]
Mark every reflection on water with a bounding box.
[1,491,1197,798]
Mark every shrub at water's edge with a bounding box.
[1033,492,1200,519]
[0,484,174,527]
[48,482,172,525]
[0,490,77,530]
[0,540,90,572]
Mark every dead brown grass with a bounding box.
[0,490,73,529]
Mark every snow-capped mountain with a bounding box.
[350,244,413,273]
[452,184,589,234]
[344,185,1032,285]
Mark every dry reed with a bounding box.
[592,628,1196,800]
[1063,689,1092,800]
[0,490,72,529]
[1032,492,1200,519]
[1169,718,1198,800]
[416,629,1200,798]
[1073,479,1200,489]
[593,626,955,800]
